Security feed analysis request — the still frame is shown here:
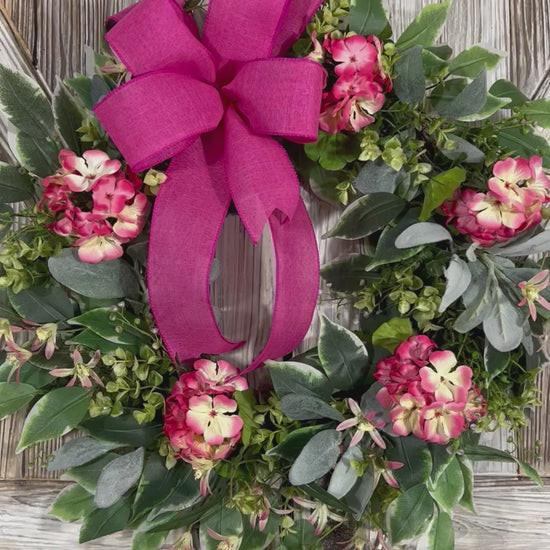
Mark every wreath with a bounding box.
[0,1,548,549]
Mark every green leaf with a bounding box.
[387,436,432,490]
[0,361,53,388]
[48,249,139,299]
[66,329,130,353]
[421,166,466,222]
[454,262,493,333]
[65,74,93,110]
[387,484,435,544]
[327,445,363,499]
[394,45,425,104]
[0,382,37,420]
[372,318,413,353]
[422,49,448,79]
[61,453,118,492]
[395,222,452,248]
[200,505,243,550]
[15,132,60,177]
[439,255,471,312]
[448,45,501,77]
[304,131,360,171]
[280,519,317,550]
[0,203,12,239]
[53,82,83,153]
[430,71,487,119]
[484,342,511,382]
[0,163,35,202]
[429,443,456,484]
[0,65,53,138]
[68,308,146,347]
[79,498,131,543]
[324,193,406,240]
[345,468,375,520]
[318,315,369,391]
[49,484,96,522]
[267,360,331,400]
[458,92,511,122]
[267,424,328,460]
[131,531,168,550]
[288,429,342,485]
[95,447,145,508]
[367,208,425,269]
[280,393,343,421]
[321,254,378,292]
[146,464,201,518]
[240,514,278,550]
[349,0,389,36]
[395,1,451,50]
[354,160,406,195]
[463,444,543,486]
[429,456,464,513]
[47,436,122,471]
[457,456,475,513]
[497,127,550,166]
[80,414,162,447]
[133,455,192,519]
[492,229,550,257]
[441,135,485,164]
[302,483,354,513]
[17,386,90,452]
[233,389,256,447]
[483,283,524,352]
[521,99,550,129]
[8,286,74,324]
[426,511,454,550]
[489,79,528,108]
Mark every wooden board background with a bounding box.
[0,0,550,548]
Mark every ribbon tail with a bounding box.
[242,199,319,373]
[147,138,242,362]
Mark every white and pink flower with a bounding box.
[39,149,149,263]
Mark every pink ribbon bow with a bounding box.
[95,0,324,371]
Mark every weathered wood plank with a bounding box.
[0,479,549,549]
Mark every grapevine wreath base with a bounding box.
[0,0,549,549]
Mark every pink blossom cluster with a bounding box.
[38,149,149,263]
[313,33,392,134]
[163,359,247,494]
[442,156,550,247]
[374,335,485,445]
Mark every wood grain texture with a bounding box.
[1,479,549,550]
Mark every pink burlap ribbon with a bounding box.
[95,0,324,371]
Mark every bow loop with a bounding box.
[95,73,223,172]
[106,0,215,83]
[203,0,323,62]
[223,58,325,142]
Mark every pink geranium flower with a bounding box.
[60,149,121,192]
[75,234,125,263]
[112,194,149,239]
[420,401,466,445]
[330,35,378,77]
[390,393,427,439]
[193,359,248,394]
[518,269,550,321]
[419,350,472,403]
[186,394,243,445]
[92,176,136,216]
